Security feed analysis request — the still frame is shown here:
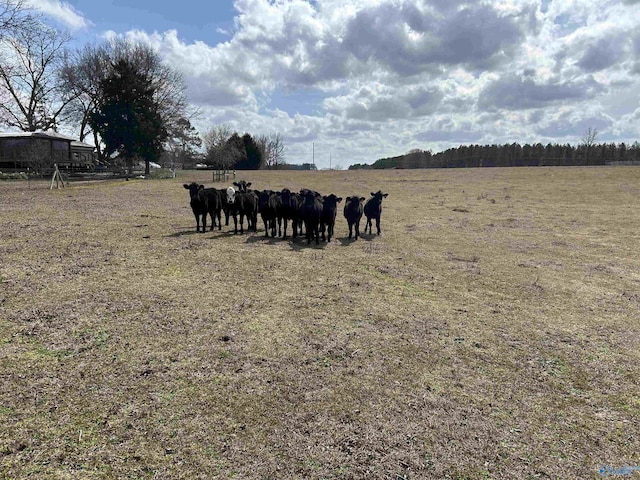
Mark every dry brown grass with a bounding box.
[1,167,639,479]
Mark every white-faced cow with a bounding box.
[183,182,222,232]
[320,194,342,242]
[364,190,388,235]
[343,195,365,240]
[226,186,258,234]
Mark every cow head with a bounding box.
[184,182,203,200]
[258,189,274,208]
[226,186,236,204]
[301,189,321,204]
[233,180,251,192]
[370,191,388,203]
[322,194,343,208]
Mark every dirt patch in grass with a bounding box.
[1,167,639,479]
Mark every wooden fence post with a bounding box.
[49,164,65,189]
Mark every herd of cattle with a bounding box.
[183,180,389,245]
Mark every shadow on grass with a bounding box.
[166,229,201,237]
[242,231,325,250]
[337,234,375,246]
[245,233,283,245]
[166,227,239,238]
[289,238,326,251]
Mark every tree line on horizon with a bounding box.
[349,141,640,170]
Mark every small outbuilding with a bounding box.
[0,130,96,173]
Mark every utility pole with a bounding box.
[312,142,315,168]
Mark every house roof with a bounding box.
[0,130,95,149]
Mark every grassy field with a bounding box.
[1,167,639,479]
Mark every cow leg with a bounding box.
[355,220,360,240]
[216,210,222,230]
[263,217,269,237]
[239,213,245,234]
[232,214,238,234]
[348,222,353,239]
[376,217,381,235]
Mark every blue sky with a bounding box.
[27,0,640,168]
[56,1,237,45]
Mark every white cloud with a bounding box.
[27,0,92,30]
[73,0,640,167]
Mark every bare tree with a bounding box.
[58,43,111,143]
[0,0,36,39]
[256,132,286,169]
[268,132,285,169]
[581,127,599,165]
[0,22,74,131]
[582,127,598,147]
[163,115,201,169]
[203,124,235,169]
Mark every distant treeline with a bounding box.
[349,142,640,170]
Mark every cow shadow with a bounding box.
[245,233,283,245]
[242,231,326,250]
[166,227,239,238]
[337,234,375,246]
[207,230,244,239]
[284,234,327,251]
[290,241,326,251]
[166,229,201,237]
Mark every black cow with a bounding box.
[343,195,365,240]
[226,186,258,234]
[218,188,231,226]
[183,182,222,232]
[295,191,305,236]
[364,190,388,235]
[300,189,323,245]
[246,190,259,232]
[320,194,342,242]
[258,190,282,237]
[233,180,252,192]
[278,188,301,238]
